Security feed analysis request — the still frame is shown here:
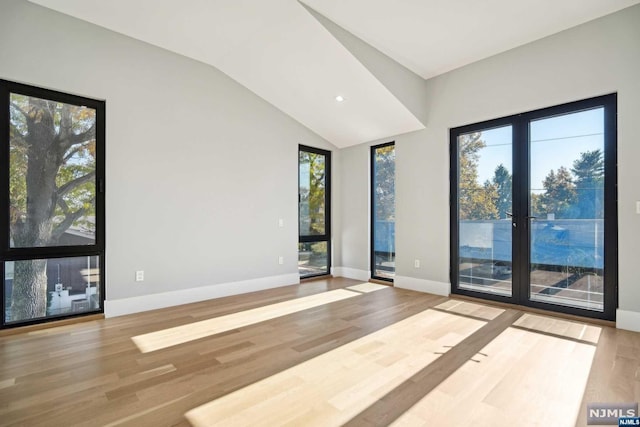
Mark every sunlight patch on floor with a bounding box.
[512,313,602,344]
[392,324,599,427]
[346,282,390,293]
[436,300,505,321]
[185,309,486,427]
[132,287,375,353]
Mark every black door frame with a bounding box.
[370,141,395,282]
[450,94,617,321]
[298,145,331,278]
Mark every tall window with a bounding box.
[371,142,395,281]
[298,145,331,278]
[1,80,105,328]
[450,94,617,320]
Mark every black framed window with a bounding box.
[1,80,105,328]
[371,142,395,281]
[450,94,617,320]
[298,145,331,278]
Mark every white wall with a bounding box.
[2,0,639,329]
[0,0,336,315]
[333,143,370,280]
[337,4,640,328]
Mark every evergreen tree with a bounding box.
[541,166,576,218]
[492,164,512,219]
[572,149,604,219]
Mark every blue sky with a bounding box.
[474,107,604,194]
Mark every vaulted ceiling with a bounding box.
[29,0,640,147]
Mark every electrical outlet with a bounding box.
[278,256,284,265]
[135,270,144,282]
[414,259,420,268]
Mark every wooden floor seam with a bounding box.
[0,277,638,427]
[343,309,525,427]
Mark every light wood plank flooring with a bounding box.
[0,277,638,426]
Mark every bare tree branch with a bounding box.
[9,129,28,147]
[51,200,94,242]
[46,100,58,118]
[60,123,95,150]
[9,101,31,122]
[63,141,91,163]
[56,170,96,198]
[57,197,71,216]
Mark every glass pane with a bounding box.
[299,151,326,236]
[298,242,328,277]
[4,256,101,324]
[529,108,604,311]
[9,93,96,248]
[458,126,513,297]
[372,145,395,279]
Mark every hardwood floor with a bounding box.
[0,277,638,426]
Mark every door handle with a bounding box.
[506,212,537,223]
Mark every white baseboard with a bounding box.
[394,276,450,296]
[616,308,640,332]
[104,273,300,318]
[332,267,370,282]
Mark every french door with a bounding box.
[298,145,331,278]
[450,94,617,320]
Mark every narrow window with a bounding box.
[371,142,395,281]
[298,145,331,278]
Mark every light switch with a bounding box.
[278,218,284,228]
[636,201,640,214]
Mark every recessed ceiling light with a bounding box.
[335,95,345,102]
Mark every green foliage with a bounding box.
[8,93,97,321]
[540,166,576,218]
[572,149,604,218]
[8,127,27,225]
[530,193,544,217]
[374,145,395,221]
[458,132,604,221]
[299,151,326,235]
[572,149,604,183]
[535,150,604,219]
[492,164,512,219]
[9,94,96,245]
[458,132,498,220]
